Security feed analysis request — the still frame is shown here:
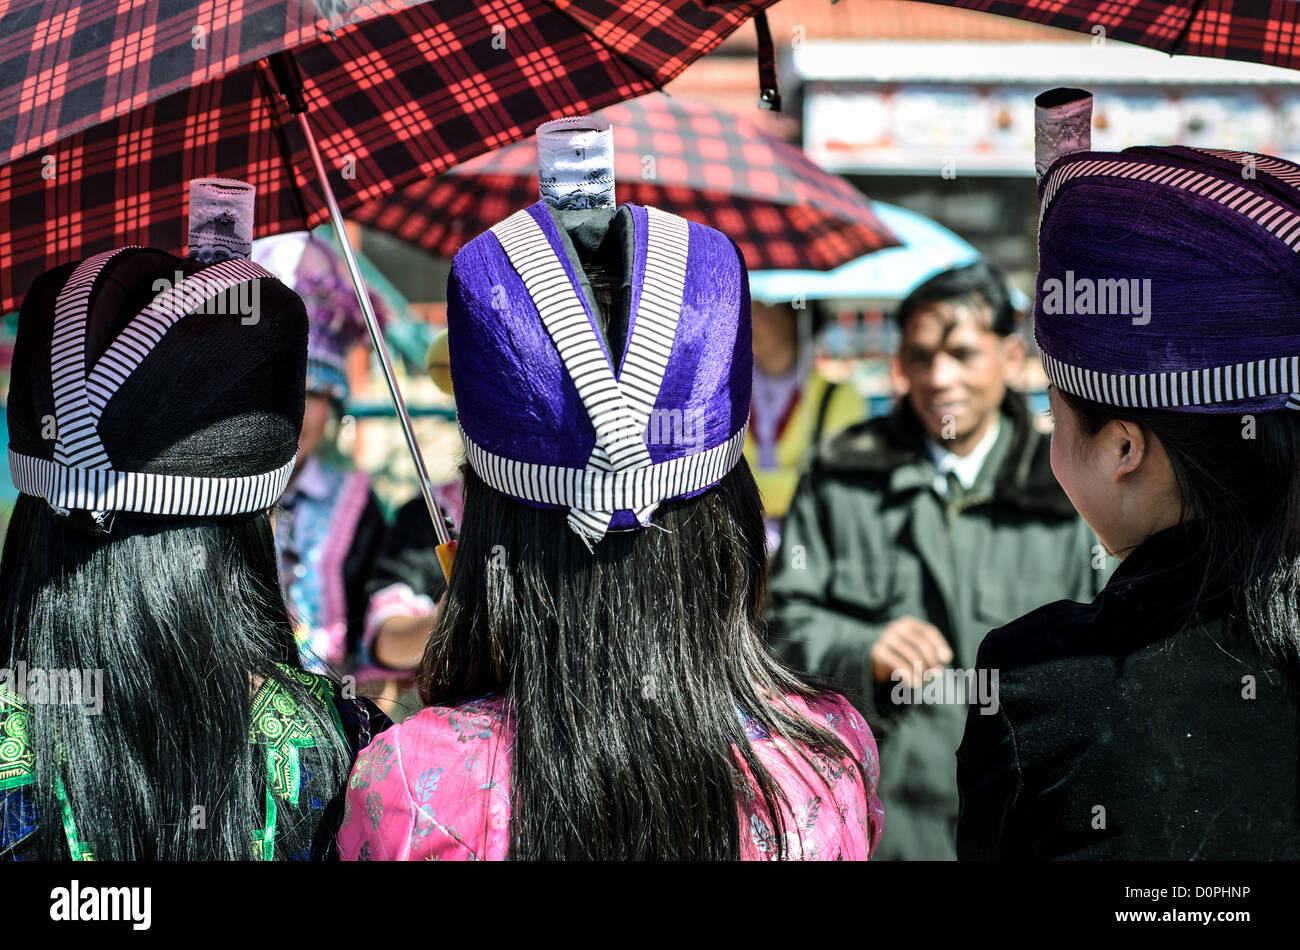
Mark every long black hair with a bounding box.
[0,495,351,860]
[419,459,864,860]
[1057,388,1300,674]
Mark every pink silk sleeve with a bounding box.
[339,701,512,860]
[826,695,886,858]
[338,723,480,861]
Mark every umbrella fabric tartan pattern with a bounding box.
[909,0,1300,70]
[349,93,898,270]
[0,0,775,312]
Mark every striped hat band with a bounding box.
[9,447,298,520]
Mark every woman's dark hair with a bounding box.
[0,495,351,860]
[419,459,864,860]
[1056,387,1300,673]
[895,260,1018,337]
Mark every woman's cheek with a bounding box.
[1050,424,1089,515]
[1049,424,1071,491]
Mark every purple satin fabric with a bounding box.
[447,200,751,521]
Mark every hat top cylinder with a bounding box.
[1034,88,1093,183]
[188,178,256,263]
[536,115,616,210]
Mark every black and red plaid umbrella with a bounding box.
[0,0,776,573]
[906,1,1300,70]
[350,92,899,270]
[0,0,776,313]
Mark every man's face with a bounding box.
[897,298,1024,449]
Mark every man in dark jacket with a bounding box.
[766,262,1107,860]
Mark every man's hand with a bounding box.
[871,616,953,685]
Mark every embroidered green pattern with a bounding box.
[0,687,33,793]
[248,666,344,860]
[252,788,279,862]
[2,687,90,859]
[4,666,343,860]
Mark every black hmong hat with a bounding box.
[7,246,308,529]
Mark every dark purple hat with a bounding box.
[447,199,752,548]
[1034,88,1300,414]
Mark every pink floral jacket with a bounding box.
[339,691,884,860]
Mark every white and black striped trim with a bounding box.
[50,247,138,469]
[9,448,298,518]
[617,207,689,455]
[1191,148,1300,196]
[1040,350,1300,411]
[462,424,748,518]
[1040,155,1300,252]
[489,206,696,546]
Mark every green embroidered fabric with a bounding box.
[0,666,344,860]
[0,688,33,794]
[248,665,345,860]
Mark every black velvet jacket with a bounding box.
[957,522,1300,860]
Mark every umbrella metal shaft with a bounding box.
[294,112,454,561]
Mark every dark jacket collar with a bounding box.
[816,390,1078,519]
[1105,521,1231,604]
[1098,520,1239,635]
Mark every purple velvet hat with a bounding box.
[447,199,752,548]
[1034,88,1300,414]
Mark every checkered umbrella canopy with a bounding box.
[906,0,1300,68]
[0,0,775,312]
[349,92,899,270]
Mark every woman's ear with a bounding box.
[1109,419,1148,482]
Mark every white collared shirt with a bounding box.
[926,415,1001,498]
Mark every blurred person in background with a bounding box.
[356,332,461,722]
[252,235,394,694]
[767,260,1106,860]
[745,300,865,553]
